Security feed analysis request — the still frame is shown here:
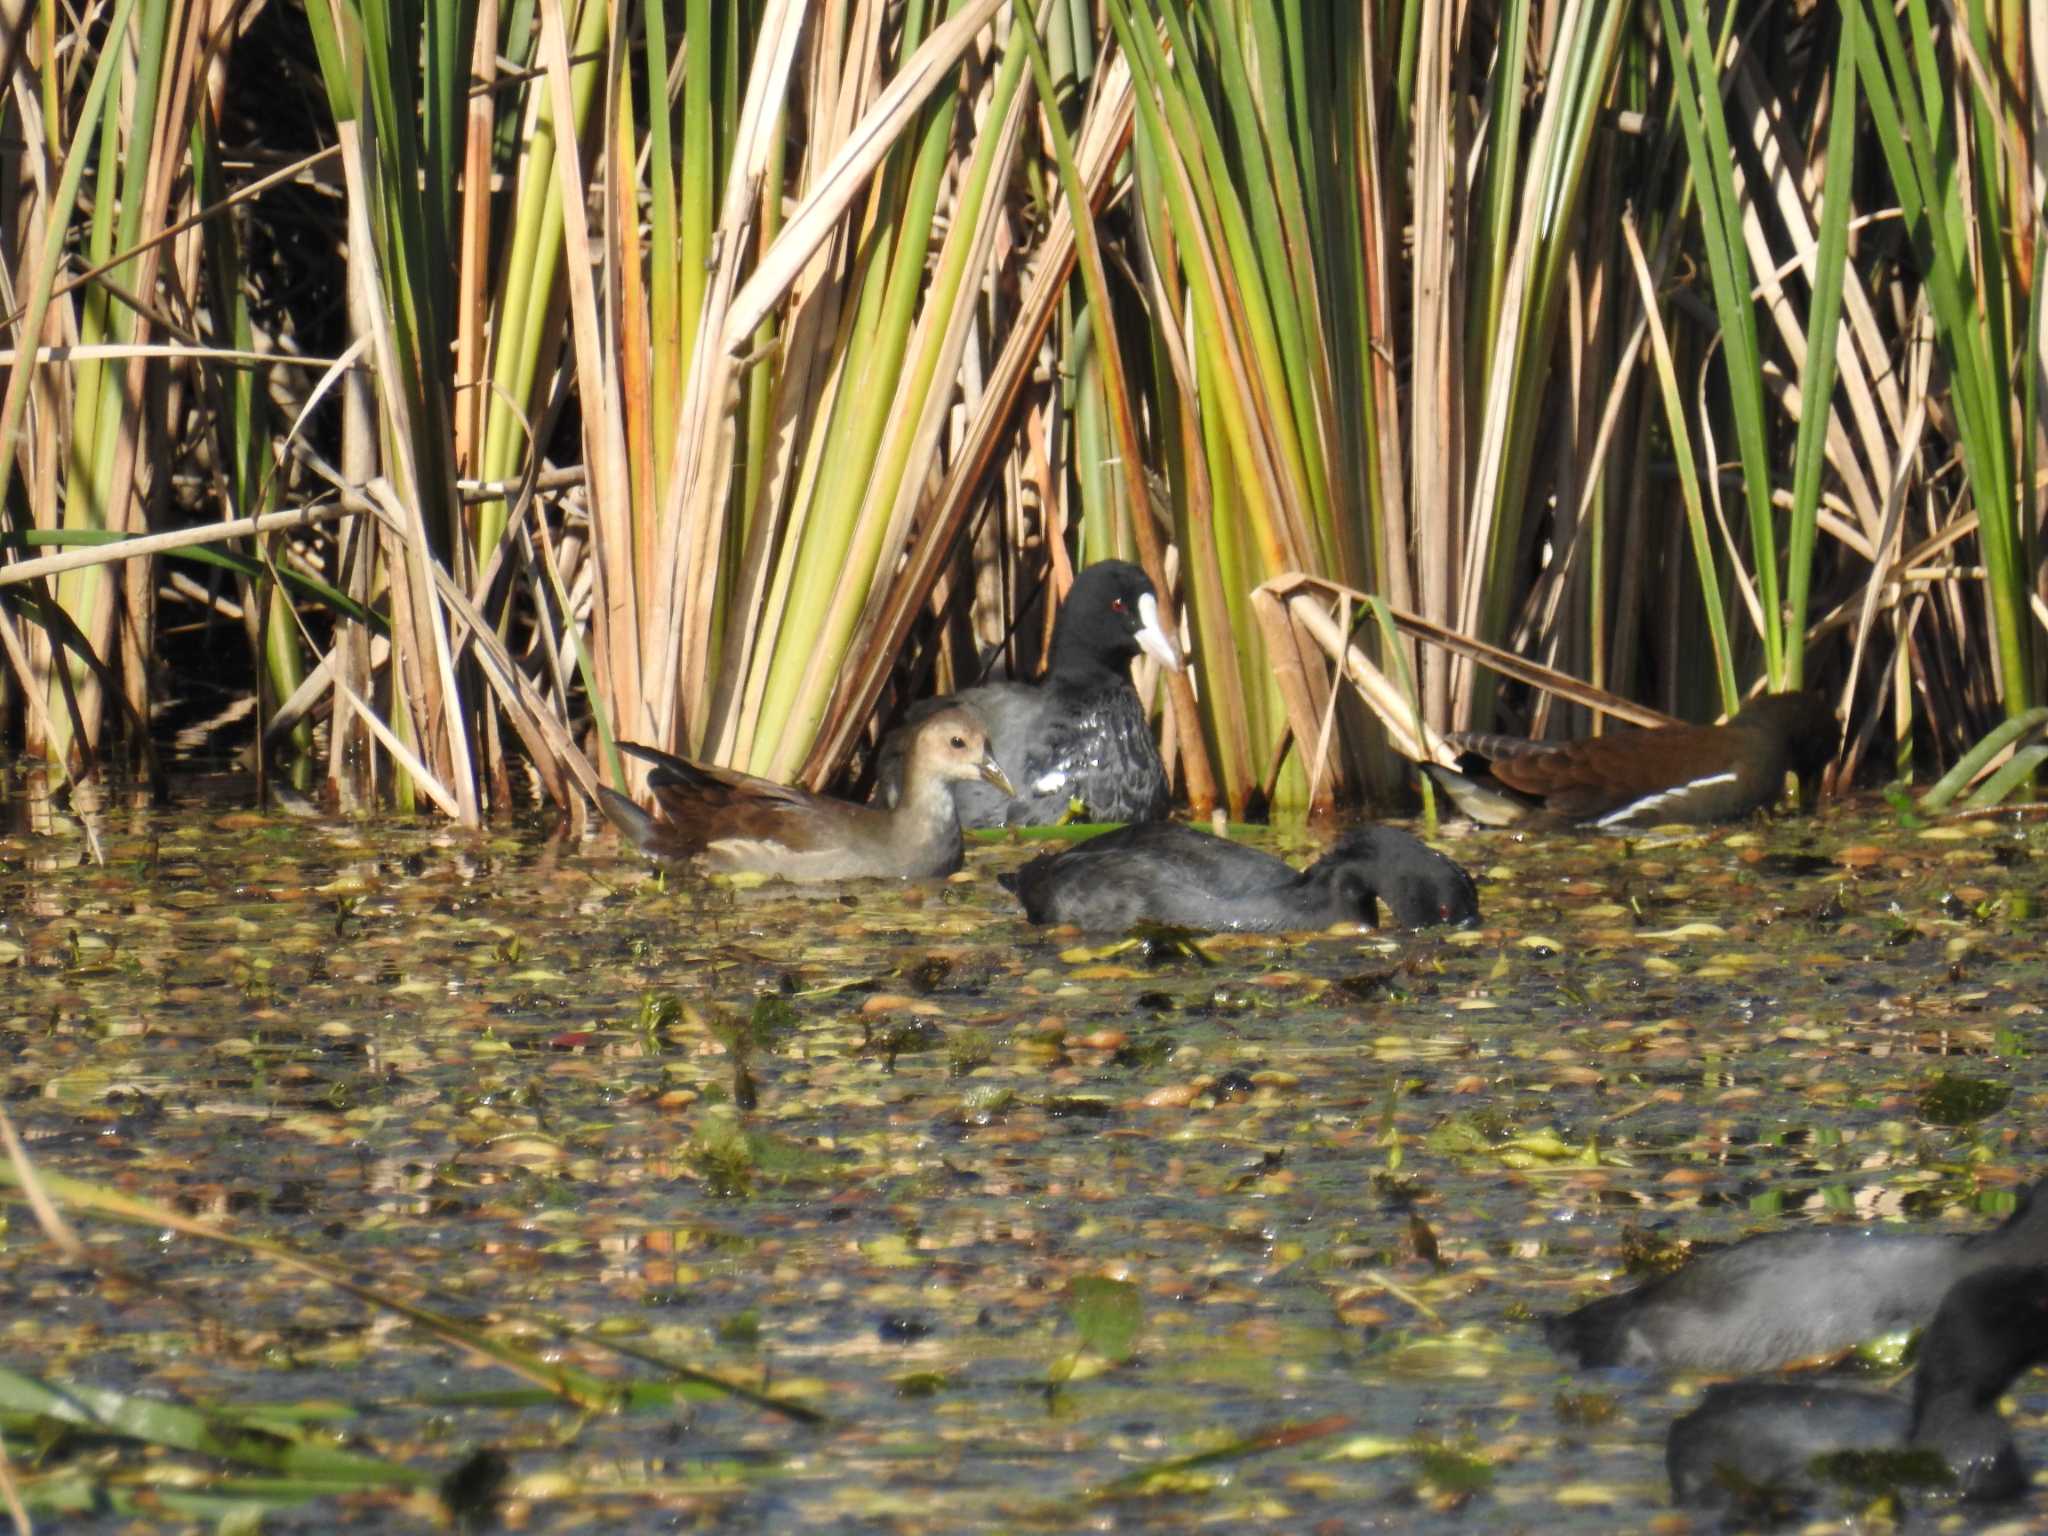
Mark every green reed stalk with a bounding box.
[1854,0,2034,718]
[1655,0,1782,693]
[1780,8,1860,685]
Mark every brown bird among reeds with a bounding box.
[1434,691,1840,828]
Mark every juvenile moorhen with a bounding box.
[600,707,1014,881]
[874,561,1182,828]
[1440,691,1839,828]
[999,821,1479,933]
[1548,1181,2048,1373]
[1667,1264,2048,1512]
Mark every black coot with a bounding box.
[873,561,1182,828]
[1000,821,1479,932]
[1667,1264,2048,1512]
[1549,1183,2048,1373]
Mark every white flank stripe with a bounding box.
[1594,770,1739,829]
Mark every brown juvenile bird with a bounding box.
[1438,691,1839,829]
[599,706,1014,881]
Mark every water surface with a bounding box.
[5,794,2045,1530]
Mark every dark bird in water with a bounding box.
[1547,1181,2048,1374]
[1666,1265,2048,1514]
[600,707,1013,882]
[874,560,1182,828]
[999,821,1479,933]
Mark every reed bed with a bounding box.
[0,0,2040,818]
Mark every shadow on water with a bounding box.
[2,794,2045,1530]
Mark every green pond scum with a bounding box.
[1,800,2047,1530]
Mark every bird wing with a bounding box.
[1008,685,1162,823]
[619,742,887,857]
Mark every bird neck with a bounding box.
[893,770,964,843]
[1045,633,1132,688]
[1907,1336,2006,1439]
[1985,1190,2048,1256]
[1910,1375,1995,1438]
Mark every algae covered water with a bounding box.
[3,794,2044,1530]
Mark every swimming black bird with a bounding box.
[1667,1265,2048,1513]
[1000,821,1479,932]
[1547,1182,2048,1373]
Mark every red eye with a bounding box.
[1110,597,1125,611]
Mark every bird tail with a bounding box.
[1423,764,1528,828]
[1444,730,1568,760]
[597,787,662,854]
